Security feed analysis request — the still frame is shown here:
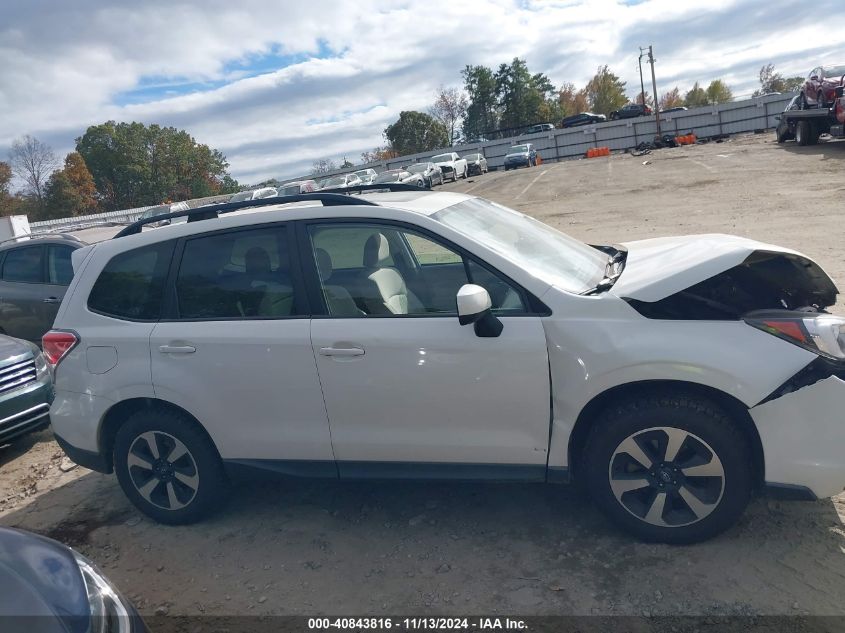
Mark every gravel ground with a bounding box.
[1,132,844,620]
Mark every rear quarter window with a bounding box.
[87,241,174,320]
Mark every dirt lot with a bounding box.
[2,133,845,619]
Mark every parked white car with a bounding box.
[47,191,845,543]
[354,168,378,185]
[228,187,278,202]
[430,152,468,182]
[320,174,363,189]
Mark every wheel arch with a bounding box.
[567,380,764,490]
[99,397,220,472]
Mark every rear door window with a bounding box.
[2,246,44,283]
[175,225,298,319]
[88,242,174,320]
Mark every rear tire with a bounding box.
[582,393,752,544]
[795,120,816,146]
[114,408,227,525]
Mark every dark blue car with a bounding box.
[0,526,147,632]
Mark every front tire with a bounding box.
[582,393,752,544]
[114,408,227,525]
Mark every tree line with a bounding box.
[344,61,797,164]
[1,122,239,220]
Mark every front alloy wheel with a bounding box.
[609,427,724,527]
[583,394,752,543]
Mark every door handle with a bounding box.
[319,346,365,357]
[43,297,61,304]
[159,345,196,354]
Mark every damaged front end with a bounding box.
[624,250,838,320]
[619,246,845,499]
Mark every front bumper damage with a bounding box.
[751,362,845,500]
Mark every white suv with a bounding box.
[45,190,845,543]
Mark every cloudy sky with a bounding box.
[2,0,843,186]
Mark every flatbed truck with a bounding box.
[777,86,845,146]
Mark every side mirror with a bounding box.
[811,75,819,82]
[456,284,503,338]
[836,86,844,98]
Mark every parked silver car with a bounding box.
[463,153,488,176]
[373,169,425,187]
[406,162,444,188]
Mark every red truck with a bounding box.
[777,86,845,146]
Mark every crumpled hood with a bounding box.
[610,233,838,305]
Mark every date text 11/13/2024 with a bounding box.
[308,617,528,630]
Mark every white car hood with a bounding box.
[610,233,832,303]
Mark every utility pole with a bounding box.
[647,45,661,136]
[638,48,647,111]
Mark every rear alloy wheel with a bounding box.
[114,408,227,524]
[583,394,752,544]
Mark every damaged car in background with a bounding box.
[46,191,845,544]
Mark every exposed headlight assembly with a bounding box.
[745,313,845,361]
[73,552,132,633]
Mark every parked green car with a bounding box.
[0,334,52,444]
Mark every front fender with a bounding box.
[542,313,816,470]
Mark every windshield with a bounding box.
[432,198,608,294]
[354,170,371,178]
[140,205,169,219]
[824,65,845,77]
[463,154,480,160]
[374,172,400,183]
[509,145,528,153]
[431,154,452,163]
[324,176,347,186]
[407,164,428,173]
[229,191,253,202]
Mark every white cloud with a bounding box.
[2,0,843,187]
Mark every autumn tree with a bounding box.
[753,64,804,96]
[0,161,15,216]
[635,92,655,108]
[659,87,685,111]
[557,82,589,117]
[706,79,733,104]
[310,159,337,175]
[383,111,448,156]
[684,82,709,107]
[430,86,468,145]
[584,65,628,116]
[8,135,58,212]
[42,152,99,220]
[462,65,499,140]
[76,121,237,210]
[360,147,397,163]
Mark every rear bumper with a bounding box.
[54,431,112,473]
[751,375,845,499]
[0,378,53,444]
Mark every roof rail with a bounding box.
[319,183,430,195]
[0,232,84,247]
[113,192,379,238]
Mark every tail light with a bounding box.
[42,330,79,366]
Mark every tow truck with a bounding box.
[777,86,845,146]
